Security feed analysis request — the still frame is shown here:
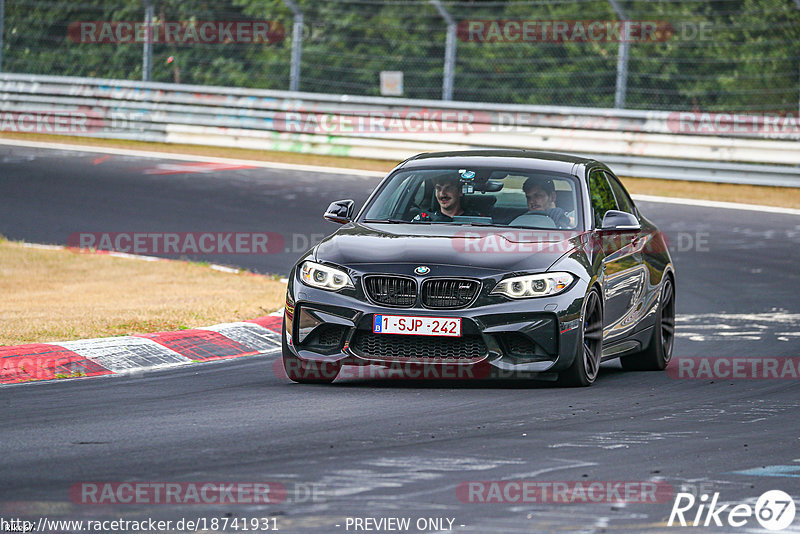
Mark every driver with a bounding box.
[522,177,571,228]
[414,175,478,222]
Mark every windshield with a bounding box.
[361,167,581,229]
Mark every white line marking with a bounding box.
[209,264,240,273]
[631,194,800,216]
[143,162,257,175]
[108,251,161,262]
[677,311,800,323]
[0,138,384,177]
[21,242,64,250]
[2,137,796,214]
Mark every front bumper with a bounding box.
[284,273,589,377]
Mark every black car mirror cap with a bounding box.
[324,199,355,224]
[600,210,641,231]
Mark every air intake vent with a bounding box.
[364,276,417,307]
[310,324,348,349]
[499,332,540,357]
[422,279,480,309]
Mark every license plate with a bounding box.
[373,315,461,337]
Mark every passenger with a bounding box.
[522,177,571,228]
[414,175,479,222]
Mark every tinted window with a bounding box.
[588,169,618,227]
[361,168,581,229]
[365,172,417,220]
[605,172,636,216]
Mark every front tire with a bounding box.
[620,277,675,371]
[558,288,603,387]
[282,326,340,384]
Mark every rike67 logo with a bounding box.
[668,490,796,530]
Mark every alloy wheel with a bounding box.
[582,290,603,381]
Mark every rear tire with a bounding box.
[620,277,675,371]
[282,326,340,384]
[558,289,603,387]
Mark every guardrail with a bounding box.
[1,73,798,187]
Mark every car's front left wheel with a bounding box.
[558,288,603,387]
[282,327,340,384]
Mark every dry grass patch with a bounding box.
[0,239,286,346]
[619,176,799,209]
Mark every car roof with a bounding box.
[396,149,595,175]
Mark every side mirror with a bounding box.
[601,210,640,231]
[324,199,355,224]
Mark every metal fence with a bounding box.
[1,0,799,112]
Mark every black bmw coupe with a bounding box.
[281,150,675,386]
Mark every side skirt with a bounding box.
[600,325,654,361]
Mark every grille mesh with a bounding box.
[500,332,540,356]
[422,279,479,309]
[364,276,417,307]
[350,331,487,361]
[314,325,347,348]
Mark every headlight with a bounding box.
[299,261,353,291]
[491,272,574,299]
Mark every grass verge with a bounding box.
[618,176,799,209]
[0,238,286,346]
[2,132,797,209]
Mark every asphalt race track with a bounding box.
[1,144,799,533]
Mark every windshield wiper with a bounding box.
[363,218,411,224]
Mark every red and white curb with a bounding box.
[0,313,284,386]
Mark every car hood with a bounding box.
[315,222,584,273]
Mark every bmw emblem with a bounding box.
[414,266,430,275]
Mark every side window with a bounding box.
[604,172,637,216]
[370,174,415,219]
[588,169,618,228]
